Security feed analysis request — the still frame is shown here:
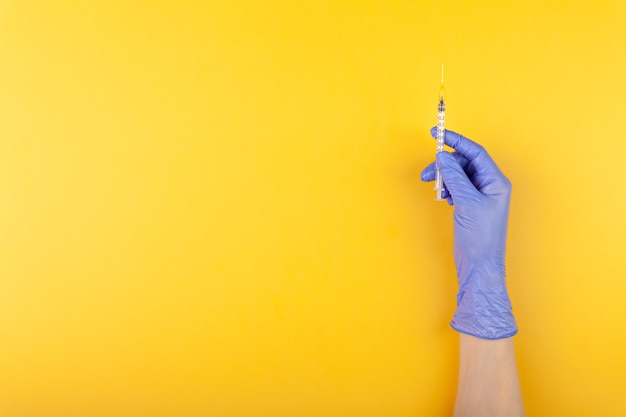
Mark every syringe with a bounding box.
[434,64,445,201]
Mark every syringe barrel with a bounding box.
[436,105,445,153]
[435,100,445,201]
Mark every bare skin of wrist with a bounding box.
[453,334,525,417]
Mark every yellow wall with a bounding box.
[1,1,625,416]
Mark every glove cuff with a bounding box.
[450,288,518,339]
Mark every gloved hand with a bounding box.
[420,128,517,339]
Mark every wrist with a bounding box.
[451,268,517,340]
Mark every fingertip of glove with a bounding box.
[436,151,453,164]
[430,127,437,137]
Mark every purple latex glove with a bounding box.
[420,128,517,339]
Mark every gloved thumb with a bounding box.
[436,152,479,201]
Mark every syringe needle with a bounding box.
[440,64,445,101]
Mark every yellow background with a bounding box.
[1,1,625,416]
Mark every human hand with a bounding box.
[420,128,517,339]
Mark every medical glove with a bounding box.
[420,128,518,340]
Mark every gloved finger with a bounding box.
[420,161,436,182]
[421,153,469,182]
[446,195,453,205]
[430,127,509,195]
[436,152,481,201]
[429,127,497,170]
